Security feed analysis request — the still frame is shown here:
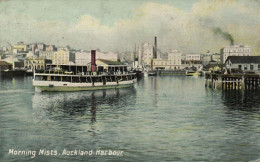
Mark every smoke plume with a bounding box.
[213,27,234,45]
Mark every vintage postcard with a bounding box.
[0,0,260,161]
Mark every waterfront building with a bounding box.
[220,45,251,63]
[96,59,128,72]
[202,54,212,66]
[168,49,182,69]
[202,53,221,66]
[152,58,170,70]
[181,53,203,70]
[225,56,260,72]
[24,57,52,71]
[2,57,20,69]
[75,51,90,65]
[39,51,55,60]
[0,61,12,71]
[52,49,75,65]
[75,51,118,65]
[212,54,221,63]
[138,42,154,69]
[185,53,202,61]
[97,51,117,61]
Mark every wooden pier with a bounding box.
[205,73,260,90]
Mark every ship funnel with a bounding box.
[91,50,96,72]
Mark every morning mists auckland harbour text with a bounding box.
[8,149,123,158]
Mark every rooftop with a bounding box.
[0,61,12,66]
[226,56,260,64]
[97,59,125,65]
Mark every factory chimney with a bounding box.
[91,50,96,72]
[154,37,157,59]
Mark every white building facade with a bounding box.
[138,42,154,69]
[185,53,201,61]
[225,56,260,72]
[75,51,118,65]
[168,49,182,69]
[220,45,251,63]
[52,49,75,65]
[39,51,55,60]
[181,53,203,70]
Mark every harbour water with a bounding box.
[0,76,260,161]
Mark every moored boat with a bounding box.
[185,70,202,76]
[33,50,137,92]
[147,71,157,76]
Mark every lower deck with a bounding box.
[33,73,137,92]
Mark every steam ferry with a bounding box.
[33,50,137,92]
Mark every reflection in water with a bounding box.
[150,77,158,107]
[2,76,260,161]
[91,92,96,123]
[221,90,260,112]
[32,88,137,124]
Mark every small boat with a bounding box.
[186,70,202,76]
[147,71,157,76]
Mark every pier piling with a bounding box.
[205,73,260,90]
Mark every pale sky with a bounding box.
[0,0,260,54]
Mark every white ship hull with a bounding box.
[33,79,137,92]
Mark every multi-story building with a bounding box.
[24,57,52,71]
[220,45,251,63]
[52,49,75,65]
[182,53,202,70]
[75,52,90,65]
[152,58,170,70]
[201,54,212,66]
[97,51,117,61]
[168,49,182,69]
[75,51,118,65]
[151,50,182,70]
[212,54,221,63]
[39,51,55,60]
[138,42,154,69]
[185,53,201,61]
[202,53,221,66]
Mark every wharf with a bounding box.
[205,73,260,90]
[0,70,29,78]
[149,70,186,76]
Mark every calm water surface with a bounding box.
[0,76,260,161]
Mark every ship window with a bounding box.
[244,65,247,70]
[238,65,242,70]
[72,77,80,83]
[258,64,260,70]
[35,76,41,80]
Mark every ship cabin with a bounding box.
[34,59,136,84]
